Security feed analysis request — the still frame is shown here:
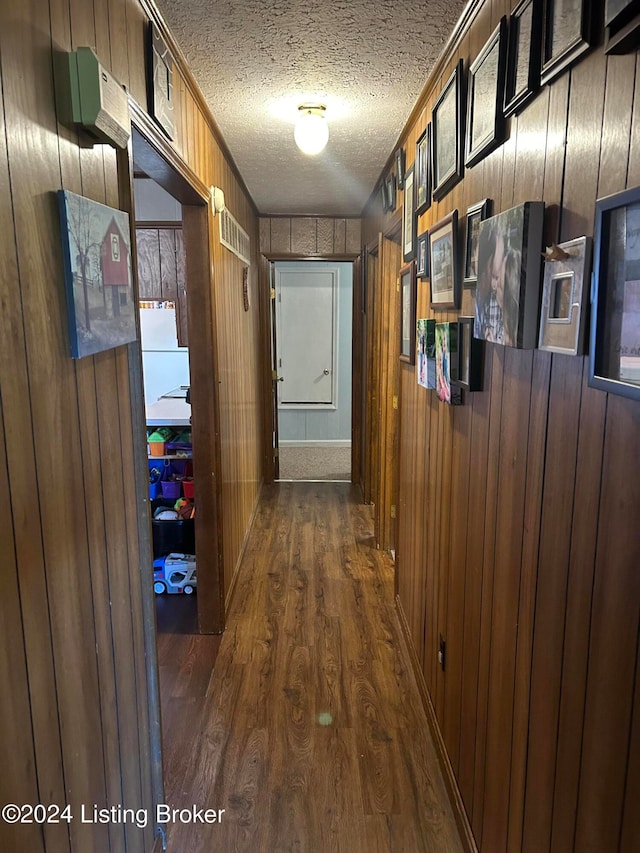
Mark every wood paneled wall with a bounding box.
[259,215,361,256]
[363,3,640,852]
[0,1,262,851]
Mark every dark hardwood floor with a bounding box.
[157,482,464,852]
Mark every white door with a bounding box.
[276,267,336,405]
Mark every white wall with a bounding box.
[276,261,352,444]
[134,178,182,222]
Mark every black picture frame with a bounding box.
[417,231,429,279]
[385,173,397,213]
[504,0,543,117]
[400,261,417,364]
[605,0,640,53]
[466,18,507,169]
[455,316,484,391]
[589,185,640,401]
[432,59,465,201]
[429,210,459,309]
[403,165,416,262]
[380,182,388,213]
[147,23,175,140]
[395,147,406,189]
[540,0,593,87]
[464,198,492,287]
[415,125,432,215]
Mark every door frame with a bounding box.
[260,252,359,484]
[128,104,225,637]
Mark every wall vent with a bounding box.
[219,207,251,265]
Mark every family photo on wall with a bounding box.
[474,201,544,349]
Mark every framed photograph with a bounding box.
[504,0,543,117]
[539,236,592,355]
[429,210,459,309]
[380,182,388,213]
[605,0,640,53]
[385,173,397,213]
[435,322,462,404]
[417,318,436,389]
[466,18,507,169]
[57,190,137,358]
[415,125,432,214]
[403,165,416,262]
[417,231,430,279]
[432,59,465,201]
[147,23,175,139]
[464,198,492,287]
[395,146,406,189]
[540,0,593,86]
[456,316,485,391]
[474,201,545,348]
[589,186,640,401]
[400,261,417,364]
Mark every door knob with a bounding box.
[323,368,330,375]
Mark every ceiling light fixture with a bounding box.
[294,104,329,156]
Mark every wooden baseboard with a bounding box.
[395,595,478,853]
[225,479,264,613]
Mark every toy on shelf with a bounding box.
[153,553,197,595]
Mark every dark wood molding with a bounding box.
[263,252,359,262]
[130,98,210,204]
[139,0,259,216]
[261,213,363,220]
[395,596,479,853]
[363,0,485,214]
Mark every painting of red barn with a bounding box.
[58,190,137,358]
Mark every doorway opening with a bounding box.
[271,260,353,482]
[130,124,225,634]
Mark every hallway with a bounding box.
[159,482,464,852]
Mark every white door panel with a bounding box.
[276,269,336,405]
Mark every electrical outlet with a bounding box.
[438,634,446,671]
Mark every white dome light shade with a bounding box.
[294,105,329,155]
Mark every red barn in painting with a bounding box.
[101,216,130,286]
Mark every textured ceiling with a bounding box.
[156,0,467,215]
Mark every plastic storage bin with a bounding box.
[160,479,182,499]
[151,499,195,557]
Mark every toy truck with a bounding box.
[153,553,197,595]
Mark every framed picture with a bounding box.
[540,0,593,86]
[605,0,640,53]
[589,186,640,401]
[417,231,430,279]
[504,0,543,117]
[539,236,592,355]
[380,183,388,213]
[417,318,436,389]
[466,18,507,169]
[432,59,465,201]
[415,125,431,214]
[456,316,484,391]
[403,165,416,261]
[57,190,137,358]
[474,201,545,348]
[385,173,397,212]
[464,198,492,287]
[400,262,417,364]
[395,146,406,189]
[147,23,175,139]
[435,322,462,404]
[429,210,459,309]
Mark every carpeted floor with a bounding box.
[278,444,351,481]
